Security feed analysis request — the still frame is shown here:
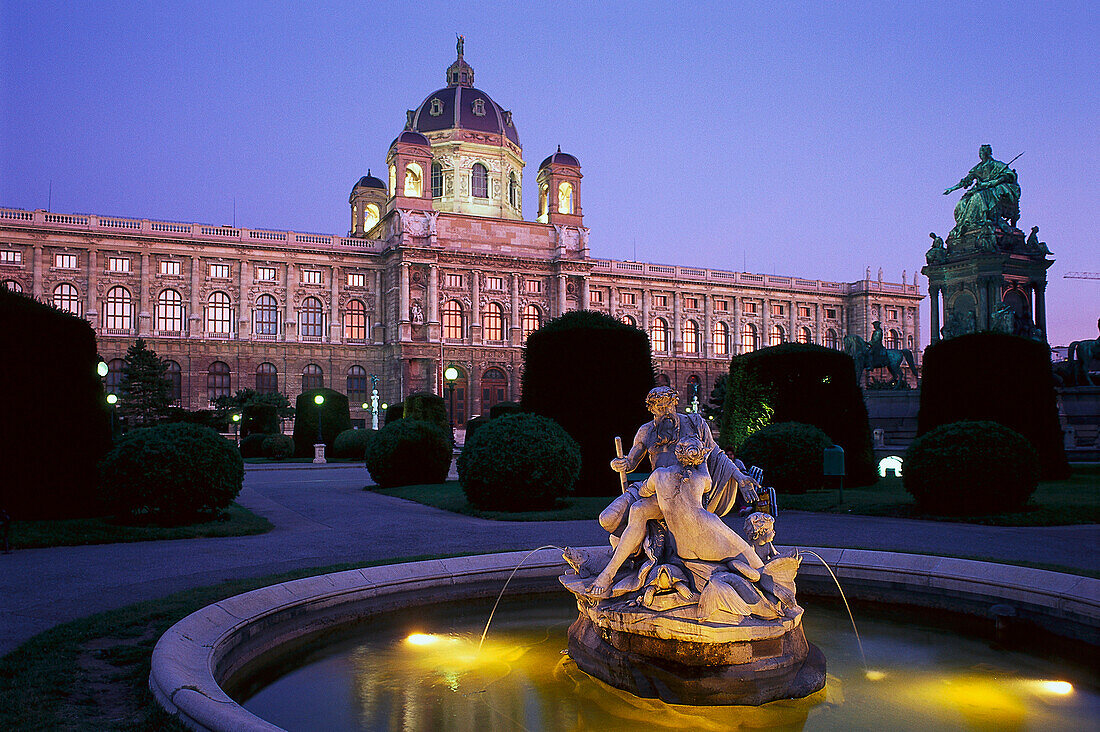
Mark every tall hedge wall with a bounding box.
[292,388,352,457]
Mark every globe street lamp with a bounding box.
[106,393,118,439]
[231,412,242,445]
[444,366,459,431]
[314,394,325,443]
[97,361,109,378]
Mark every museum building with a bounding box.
[0,45,923,425]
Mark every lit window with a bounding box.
[826,329,839,349]
[525,279,542,294]
[207,362,231,403]
[714,299,728,312]
[522,304,542,340]
[302,364,323,390]
[713,321,729,355]
[209,263,230,278]
[431,162,443,197]
[364,203,380,231]
[347,365,368,401]
[256,362,278,394]
[52,283,81,315]
[620,292,636,306]
[887,329,901,348]
[887,307,898,321]
[769,324,786,346]
[344,299,367,341]
[166,360,182,403]
[388,165,396,195]
[537,184,548,223]
[302,269,322,285]
[300,297,324,338]
[1,250,23,264]
[446,273,464,288]
[443,300,465,339]
[741,323,759,352]
[206,292,233,334]
[619,314,636,327]
[155,289,183,331]
[589,289,604,304]
[483,302,504,341]
[743,301,758,315]
[108,257,130,273]
[105,286,132,330]
[160,260,181,276]
[485,276,503,290]
[256,266,277,281]
[651,318,669,353]
[798,326,812,344]
[557,182,574,213]
[404,163,423,197]
[509,172,518,208]
[771,303,786,317]
[347,272,365,288]
[255,295,278,336]
[684,296,699,309]
[652,294,668,307]
[684,320,699,354]
[472,163,489,199]
[798,305,811,318]
[55,253,77,269]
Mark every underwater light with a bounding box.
[1033,680,1073,695]
[406,633,439,646]
[865,670,886,681]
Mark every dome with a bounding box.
[410,85,520,146]
[352,171,386,192]
[539,148,580,170]
[390,130,430,148]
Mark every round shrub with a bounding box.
[738,421,832,494]
[238,433,268,458]
[464,415,490,445]
[333,428,373,459]
[99,423,244,524]
[405,392,450,433]
[458,413,581,511]
[904,420,1040,515]
[365,419,452,488]
[262,434,294,460]
[489,401,522,419]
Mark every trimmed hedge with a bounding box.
[333,428,374,459]
[489,401,522,419]
[292,388,352,457]
[262,434,294,460]
[0,287,111,519]
[238,433,268,458]
[365,419,452,488]
[904,420,1040,515]
[458,413,581,511]
[384,402,404,425]
[98,423,243,524]
[522,311,654,496]
[464,415,490,445]
[738,422,832,494]
[918,332,1069,479]
[719,343,876,487]
[405,392,451,434]
[242,403,280,437]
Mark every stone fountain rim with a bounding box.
[148,547,1099,732]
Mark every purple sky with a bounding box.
[2,1,1096,346]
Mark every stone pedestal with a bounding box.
[312,444,326,464]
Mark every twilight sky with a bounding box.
[2,1,1096,346]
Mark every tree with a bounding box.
[214,389,295,437]
[119,338,172,427]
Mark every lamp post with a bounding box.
[444,366,459,432]
[231,412,241,446]
[106,393,118,439]
[312,394,327,464]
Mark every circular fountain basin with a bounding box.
[149,548,1099,731]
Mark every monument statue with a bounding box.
[943,144,1021,240]
[843,321,920,388]
[1026,226,1052,255]
[409,300,425,325]
[1068,317,1100,386]
[925,232,948,265]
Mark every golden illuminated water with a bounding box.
[240,595,1098,731]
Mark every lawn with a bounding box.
[372,464,1100,527]
[7,503,273,550]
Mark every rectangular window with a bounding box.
[525,279,542,294]
[0,250,22,264]
[683,296,699,309]
[798,305,811,318]
[485,276,503,290]
[652,294,668,307]
[301,269,322,285]
[108,257,130,273]
[887,307,898,321]
[256,266,277,281]
[825,307,837,319]
[743,301,758,314]
[55,253,77,269]
[589,289,604,304]
[620,291,636,306]
[446,273,464,288]
[771,303,786,317]
[209,263,230,279]
[346,272,365,288]
[714,299,728,312]
[159,260,181,275]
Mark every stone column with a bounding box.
[642,289,650,332]
[815,303,823,345]
[238,259,251,339]
[579,277,589,312]
[399,262,410,323]
[609,286,618,320]
[86,249,99,327]
[762,299,771,347]
[373,269,384,343]
[557,274,567,317]
[703,294,712,358]
[1034,282,1048,337]
[976,279,989,330]
[672,291,682,355]
[732,296,741,355]
[788,300,795,344]
[470,269,481,344]
[329,265,341,343]
[510,273,521,345]
[929,287,941,342]
[190,255,203,337]
[31,244,43,298]
[427,264,439,324]
[137,252,151,335]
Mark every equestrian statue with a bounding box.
[843,320,920,389]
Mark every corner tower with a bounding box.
[348,170,387,237]
[405,38,525,220]
[536,147,583,227]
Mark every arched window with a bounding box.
[684,320,699,354]
[364,203,380,231]
[741,323,759,352]
[483,302,504,342]
[53,283,81,315]
[165,360,182,403]
[826,328,839,349]
[347,365,368,402]
[388,164,396,195]
[522,304,542,340]
[105,286,133,330]
[206,292,232,334]
[208,361,231,403]
[887,329,901,349]
[508,172,519,209]
[713,321,729,356]
[302,363,323,390]
[651,318,669,353]
[2,280,22,293]
[256,363,278,394]
[798,326,813,344]
[471,163,489,199]
[907,334,914,349]
[769,324,786,346]
[255,294,278,336]
[619,314,636,327]
[557,182,574,214]
[443,299,465,340]
[404,162,423,197]
[300,296,324,339]
[482,367,507,412]
[431,162,443,198]
[106,358,125,395]
[344,299,367,341]
[155,289,183,332]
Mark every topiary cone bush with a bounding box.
[404,392,451,437]
[522,311,654,496]
[333,428,374,459]
[719,343,876,486]
[99,423,244,524]
[365,419,452,488]
[738,422,832,494]
[904,420,1040,515]
[457,413,581,511]
[917,332,1069,479]
[292,388,352,457]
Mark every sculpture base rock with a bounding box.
[567,612,826,706]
